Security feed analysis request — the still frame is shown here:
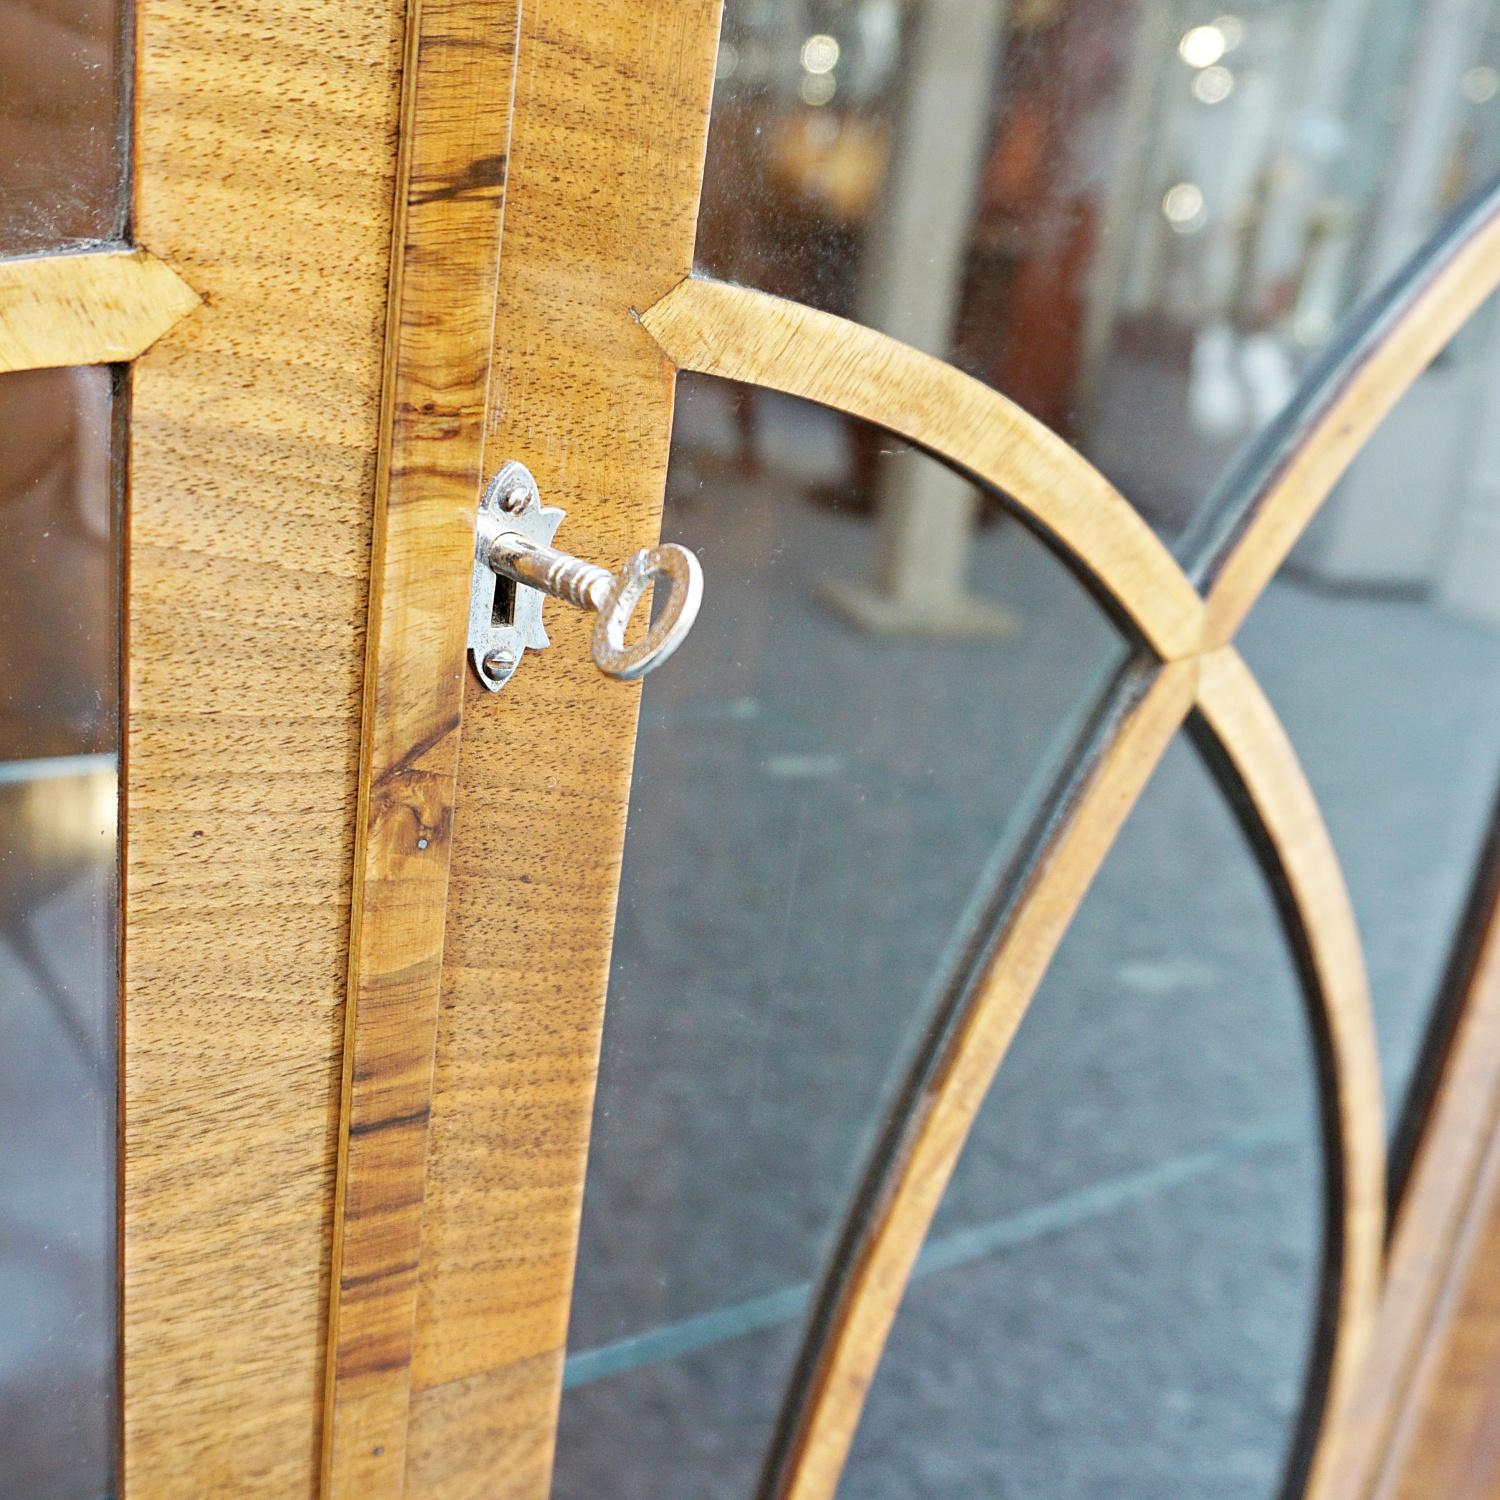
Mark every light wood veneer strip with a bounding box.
[402,3,725,1495]
[640,275,1204,661]
[775,661,1197,1500]
[0,247,197,372]
[322,1,522,1493]
[1192,646,1385,1500]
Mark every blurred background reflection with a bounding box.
[0,0,127,255]
[554,2,1500,1497]
[1,0,128,1485]
[0,366,120,1500]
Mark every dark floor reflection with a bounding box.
[554,380,1125,1497]
[552,373,1500,1497]
[841,735,1322,1498]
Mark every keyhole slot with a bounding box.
[490,570,516,628]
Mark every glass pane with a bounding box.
[841,735,1323,1499]
[0,0,128,254]
[700,0,1500,545]
[550,375,1128,1498]
[1238,292,1500,1139]
[0,365,119,1499]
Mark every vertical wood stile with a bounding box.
[125,0,413,1492]
[322,2,522,1493]
[400,4,726,1496]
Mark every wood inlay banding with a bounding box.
[0,247,197,372]
[321,0,522,1492]
[123,0,414,1491]
[1323,780,1500,1500]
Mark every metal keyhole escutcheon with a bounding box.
[468,461,703,692]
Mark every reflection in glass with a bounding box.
[0,365,119,1499]
[699,0,1500,544]
[550,376,1126,1499]
[0,0,128,254]
[1238,291,1500,1137]
[842,736,1322,1499]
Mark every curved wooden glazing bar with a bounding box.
[1181,172,1500,647]
[0,246,198,372]
[639,275,1204,661]
[1190,647,1386,1500]
[756,658,1198,1500]
[752,646,1383,1500]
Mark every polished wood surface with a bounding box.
[0,247,197,372]
[1192,646,1385,1500]
[1386,1124,1500,1500]
[1326,796,1500,1500]
[400,3,725,1495]
[122,0,408,1491]
[322,1,521,1493]
[773,661,1197,1500]
[640,275,1204,660]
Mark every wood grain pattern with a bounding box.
[639,274,1204,660]
[123,0,409,1492]
[1191,180,1500,646]
[768,660,1196,1500]
[400,3,725,1496]
[0,247,197,372]
[1385,1123,1500,1500]
[321,1,521,1494]
[406,1358,557,1500]
[1324,796,1500,1500]
[1191,646,1386,1500]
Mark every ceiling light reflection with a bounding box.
[1179,24,1227,68]
[800,71,837,106]
[1463,65,1499,104]
[1163,181,1207,233]
[800,33,840,75]
[1193,64,1235,103]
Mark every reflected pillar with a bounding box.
[821,0,1016,637]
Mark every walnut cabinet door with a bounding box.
[8,3,1500,1500]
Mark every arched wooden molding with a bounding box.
[0,247,199,373]
[761,659,1198,1500]
[757,647,1383,1500]
[639,275,1204,661]
[630,162,1500,1500]
[1184,178,1500,647]
[1190,646,1386,1500]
